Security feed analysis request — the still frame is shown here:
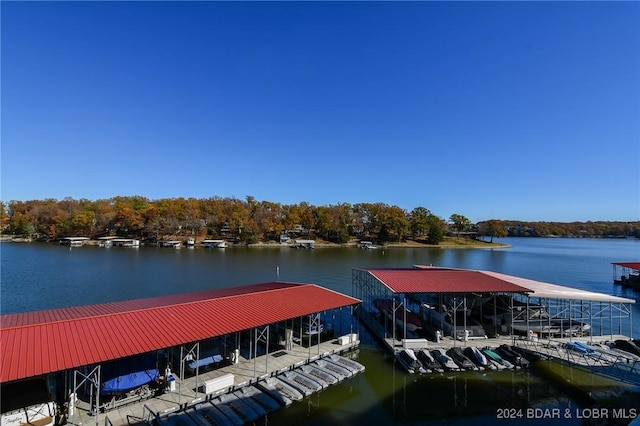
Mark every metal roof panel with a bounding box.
[612,262,640,270]
[1,282,360,382]
[367,268,532,294]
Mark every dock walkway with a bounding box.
[69,338,360,426]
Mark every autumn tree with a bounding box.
[381,205,409,242]
[478,219,507,243]
[409,207,432,239]
[0,201,8,232]
[449,213,471,239]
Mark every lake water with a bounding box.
[1,238,639,424]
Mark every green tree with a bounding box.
[426,215,445,244]
[449,213,471,239]
[409,207,431,239]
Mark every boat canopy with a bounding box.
[612,262,640,271]
[482,271,635,304]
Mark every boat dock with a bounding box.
[353,267,638,383]
[69,337,361,426]
[1,282,363,426]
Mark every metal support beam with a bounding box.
[71,365,100,426]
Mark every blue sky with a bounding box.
[2,1,639,222]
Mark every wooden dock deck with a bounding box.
[68,338,360,426]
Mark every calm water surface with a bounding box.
[1,238,639,425]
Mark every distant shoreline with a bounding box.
[247,239,510,249]
[1,235,510,249]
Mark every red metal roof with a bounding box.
[367,268,532,294]
[0,282,360,383]
[612,262,640,270]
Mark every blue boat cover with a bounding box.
[187,354,223,370]
[101,369,159,394]
[100,353,159,395]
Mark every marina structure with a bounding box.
[97,237,140,247]
[352,266,639,383]
[201,239,228,248]
[613,261,640,290]
[58,236,90,246]
[0,282,362,426]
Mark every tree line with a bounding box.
[0,196,638,244]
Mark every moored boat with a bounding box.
[278,370,322,396]
[592,343,640,363]
[312,359,352,380]
[0,378,56,426]
[446,347,476,370]
[396,348,427,374]
[326,354,366,374]
[494,345,529,368]
[298,364,338,387]
[567,341,618,363]
[463,346,490,370]
[510,345,547,362]
[481,347,514,370]
[255,377,298,406]
[612,339,640,357]
[417,349,444,373]
[430,349,460,371]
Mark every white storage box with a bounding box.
[201,373,235,394]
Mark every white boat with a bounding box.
[298,364,338,387]
[278,370,322,396]
[312,359,352,380]
[326,354,366,374]
[0,395,56,426]
[255,377,301,406]
[550,319,591,336]
[510,320,562,336]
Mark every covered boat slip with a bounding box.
[69,335,361,426]
[352,267,636,365]
[612,261,640,290]
[0,281,361,426]
[482,270,636,339]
